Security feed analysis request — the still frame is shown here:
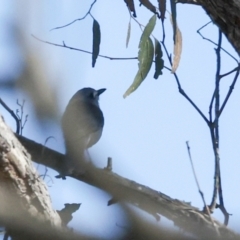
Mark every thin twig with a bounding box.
[160,23,209,125]
[210,29,222,212]
[208,29,222,213]
[32,35,137,61]
[0,98,20,134]
[209,128,218,211]
[50,0,97,31]
[131,14,145,31]
[208,89,215,123]
[16,99,28,135]
[209,65,240,121]
[185,141,219,235]
[219,65,240,79]
[197,22,238,63]
[196,21,212,33]
[218,67,240,118]
[208,30,231,225]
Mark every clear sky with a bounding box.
[0,0,240,238]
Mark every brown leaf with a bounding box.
[139,0,160,17]
[158,0,166,22]
[124,0,137,17]
[170,16,182,73]
[172,26,182,73]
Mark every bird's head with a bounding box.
[71,88,106,107]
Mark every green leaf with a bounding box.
[139,14,157,48]
[153,38,164,79]
[170,0,177,43]
[92,19,101,67]
[126,20,131,48]
[123,15,156,98]
[123,37,154,98]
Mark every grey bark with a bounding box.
[0,115,61,239]
[178,0,240,55]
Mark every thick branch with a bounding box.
[16,135,240,239]
[0,115,62,239]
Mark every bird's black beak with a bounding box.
[97,88,106,96]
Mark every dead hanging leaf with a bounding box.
[123,38,154,98]
[170,0,177,43]
[139,0,160,17]
[124,0,137,17]
[92,19,101,67]
[157,0,166,23]
[126,20,131,48]
[170,15,182,73]
[153,38,164,79]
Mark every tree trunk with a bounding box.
[178,0,240,55]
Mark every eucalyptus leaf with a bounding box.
[123,37,154,98]
[139,14,157,48]
[92,19,101,67]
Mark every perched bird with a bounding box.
[61,87,106,174]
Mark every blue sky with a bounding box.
[0,0,240,238]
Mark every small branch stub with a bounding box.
[104,157,112,171]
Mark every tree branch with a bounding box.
[15,133,240,239]
[188,0,240,56]
[32,35,138,61]
[50,0,97,31]
[0,115,62,239]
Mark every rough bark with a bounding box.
[0,115,61,239]
[177,0,240,56]
[0,115,200,239]
[1,113,240,239]
[16,133,240,239]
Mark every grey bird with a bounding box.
[61,87,106,175]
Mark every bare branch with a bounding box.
[209,29,221,213]
[219,65,240,79]
[218,66,240,117]
[32,35,137,61]
[50,0,97,31]
[186,141,218,235]
[197,22,238,63]
[14,133,240,239]
[0,98,20,134]
[160,23,209,125]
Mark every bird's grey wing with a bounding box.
[85,104,104,148]
[61,102,104,149]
